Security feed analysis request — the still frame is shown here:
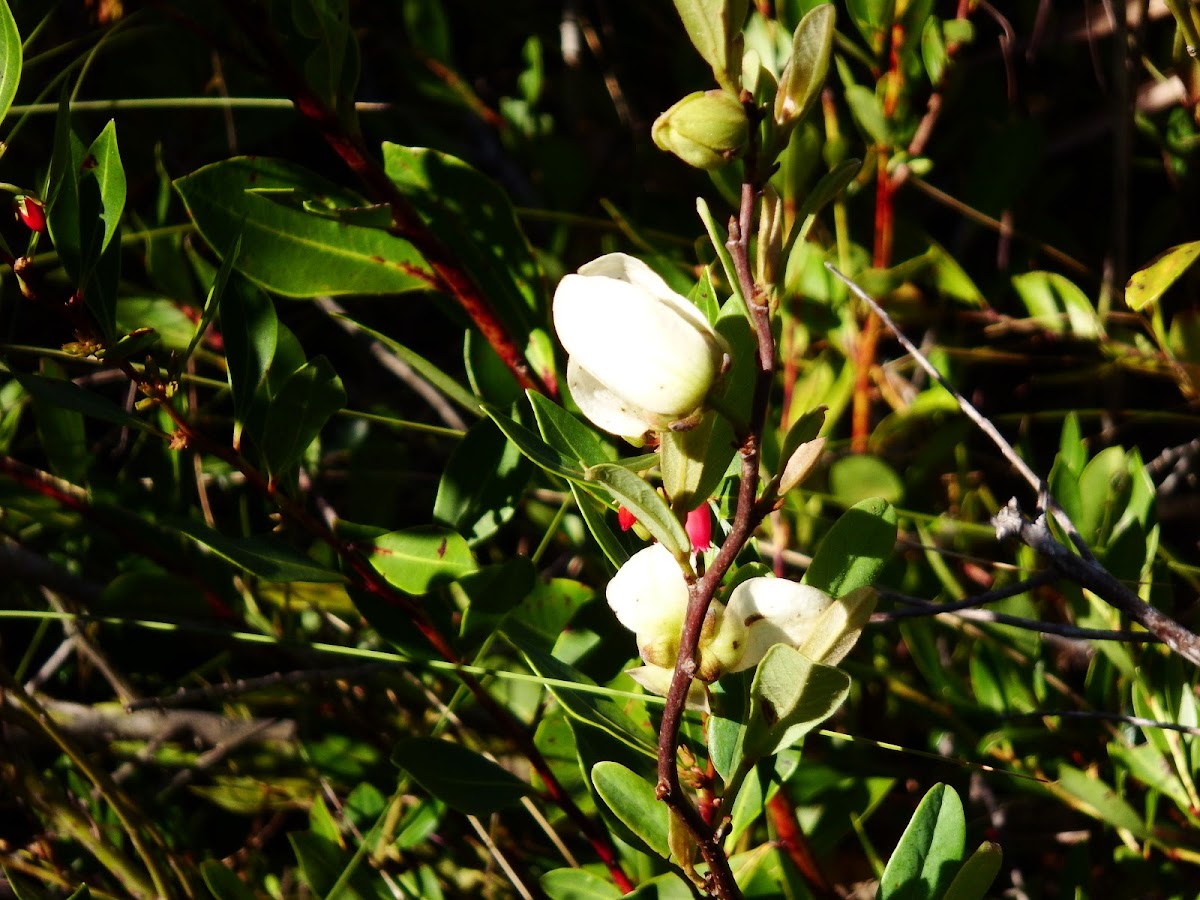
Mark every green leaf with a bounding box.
[1012,271,1101,338]
[671,0,746,93]
[171,520,345,583]
[289,830,386,900]
[592,761,670,859]
[482,403,589,482]
[802,497,896,597]
[434,418,530,543]
[182,231,241,369]
[942,842,1003,900]
[775,4,836,128]
[85,120,126,255]
[0,0,21,124]
[529,390,616,467]
[829,455,904,506]
[26,364,88,483]
[540,868,623,900]
[877,783,967,900]
[259,355,347,478]
[517,643,657,757]
[174,157,434,297]
[10,371,158,435]
[382,144,543,337]
[1053,763,1150,839]
[571,482,630,571]
[366,526,477,595]
[1126,241,1200,311]
[200,861,256,900]
[659,411,734,512]
[586,462,689,560]
[741,645,851,761]
[784,158,861,259]
[220,275,278,447]
[845,84,891,144]
[393,738,532,815]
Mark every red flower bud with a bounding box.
[686,506,712,553]
[617,505,637,532]
[14,196,46,233]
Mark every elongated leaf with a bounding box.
[366,526,477,594]
[775,4,836,128]
[182,232,241,369]
[171,520,344,583]
[741,645,850,762]
[586,463,688,560]
[942,842,1003,900]
[259,355,346,477]
[1053,764,1150,839]
[529,390,616,467]
[482,404,588,482]
[200,861,256,900]
[0,0,21,124]
[878,783,967,900]
[382,144,543,337]
[540,869,623,900]
[803,497,896,597]
[518,643,656,757]
[220,275,278,445]
[433,418,530,543]
[393,738,532,815]
[592,761,670,859]
[85,120,126,255]
[571,482,630,570]
[289,831,385,899]
[845,84,891,144]
[11,371,158,434]
[175,157,434,297]
[1126,241,1200,311]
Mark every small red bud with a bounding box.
[686,506,712,553]
[14,196,47,233]
[617,506,637,532]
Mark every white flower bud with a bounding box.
[553,253,729,441]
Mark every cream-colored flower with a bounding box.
[553,253,728,441]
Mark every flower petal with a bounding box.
[625,665,710,712]
[725,577,834,672]
[566,359,656,442]
[606,544,690,649]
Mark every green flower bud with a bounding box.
[652,90,749,171]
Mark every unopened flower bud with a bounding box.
[14,196,46,233]
[685,506,712,553]
[652,90,749,171]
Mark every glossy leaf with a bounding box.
[585,462,689,560]
[171,520,343,583]
[181,232,241,369]
[942,842,1003,900]
[802,497,896,597]
[85,120,126,255]
[220,275,278,446]
[541,869,623,900]
[175,157,434,297]
[393,738,532,814]
[829,455,904,506]
[12,371,158,435]
[741,645,851,761]
[482,404,589,482]
[592,761,670,859]
[366,526,477,594]
[1126,241,1200,311]
[382,144,542,335]
[529,390,616,467]
[0,0,19,124]
[259,355,346,477]
[877,783,967,900]
[434,418,530,543]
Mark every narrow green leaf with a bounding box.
[175,157,434,297]
[1126,241,1200,311]
[529,390,616,467]
[220,275,278,445]
[393,738,532,815]
[586,462,689,560]
[517,643,657,757]
[942,842,1003,900]
[877,783,967,900]
[200,861,256,900]
[433,418,530,543]
[592,761,670,859]
[45,91,86,283]
[482,404,589,482]
[171,520,344,583]
[182,232,242,369]
[784,160,860,259]
[288,831,384,899]
[0,0,21,124]
[11,371,158,434]
[570,482,630,570]
[802,497,896,597]
[366,526,477,595]
[775,4,836,128]
[741,645,851,761]
[1054,764,1150,839]
[259,355,346,477]
[85,120,126,255]
[540,869,623,900]
[845,84,892,144]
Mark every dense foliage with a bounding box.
[2,2,1200,899]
